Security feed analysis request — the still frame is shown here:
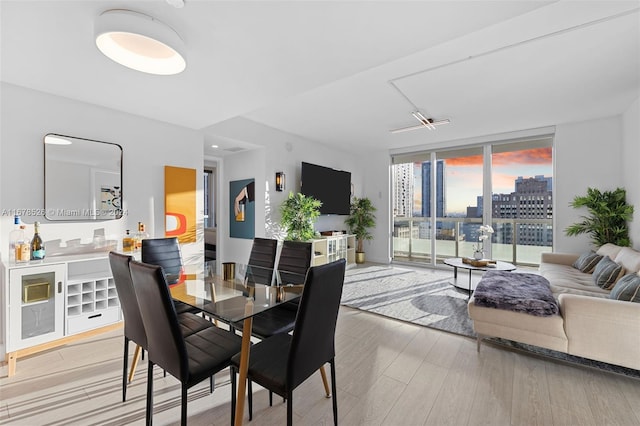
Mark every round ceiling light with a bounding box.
[95,9,186,75]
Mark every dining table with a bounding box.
[170,261,306,426]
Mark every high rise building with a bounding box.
[420,160,445,218]
[392,163,414,218]
[491,175,553,246]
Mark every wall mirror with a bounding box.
[44,133,123,221]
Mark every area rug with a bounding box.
[342,264,474,336]
[343,264,640,379]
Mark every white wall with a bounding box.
[358,150,391,264]
[622,97,640,249]
[207,117,361,263]
[0,83,204,262]
[553,116,624,253]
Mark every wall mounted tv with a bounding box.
[301,162,351,215]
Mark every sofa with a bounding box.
[468,243,640,370]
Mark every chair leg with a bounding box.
[319,365,331,397]
[210,375,215,393]
[230,368,237,426]
[122,336,129,402]
[248,379,253,420]
[146,362,154,426]
[330,359,338,426]
[286,391,293,426]
[269,390,273,406]
[181,384,188,426]
[129,344,142,383]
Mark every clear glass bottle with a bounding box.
[9,215,29,263]
[30,221,45,260]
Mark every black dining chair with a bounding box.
[129,260,243,426]
[109,252,214,402]
[231,259,346,426]
[235,240,315,412]
[141,237,200,315]
[238,240,312,339]
[245,237,278,285]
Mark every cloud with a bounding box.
[442,147,552,166]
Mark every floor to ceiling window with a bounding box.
[391,136,553,266]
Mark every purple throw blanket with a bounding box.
[473,271,559,316]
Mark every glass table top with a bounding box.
[170,263,305,323]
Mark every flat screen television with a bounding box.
[301,162,351,215]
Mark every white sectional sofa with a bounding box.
[468,243,640,370]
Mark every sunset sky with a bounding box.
[415,147,553,214]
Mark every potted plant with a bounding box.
[565,187,634,247]
[280,192,322,241]
[345,197,377,263]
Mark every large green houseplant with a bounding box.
[345,197,377,263]
[565,187,634,247]
[280,192,322,241]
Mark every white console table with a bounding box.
[1,253,122,376]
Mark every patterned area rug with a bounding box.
[342,265,474,336]
[343,264,640,379]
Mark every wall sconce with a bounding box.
[275,172,285,192]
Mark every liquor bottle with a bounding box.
[122,230,135,253]
[16,225,30,263]
[9,215,29,263]
[30,221,46,260]
[134,222,150,251]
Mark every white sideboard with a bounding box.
[1,254,121,376]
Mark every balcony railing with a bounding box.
[393,217,553,266]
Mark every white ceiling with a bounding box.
[2,1,638,157]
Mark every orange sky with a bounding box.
[445,147,552,166]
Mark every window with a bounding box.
[391,136,553,266]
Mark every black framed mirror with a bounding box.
[44,133,123,221]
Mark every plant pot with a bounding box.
[473,250,484,260]
[355,252,366,264]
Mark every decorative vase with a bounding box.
[473,250,484,260]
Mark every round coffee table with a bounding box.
[443,258,516,297]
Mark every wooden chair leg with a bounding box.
[129,344,142,383]
[319,365,331,398]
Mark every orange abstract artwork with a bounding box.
[165,165,196,243]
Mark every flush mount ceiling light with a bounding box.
[95,9,186,75]
[390,111,450,134]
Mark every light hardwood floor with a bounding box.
[1,306,639,425]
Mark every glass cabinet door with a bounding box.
[9,264,65,351]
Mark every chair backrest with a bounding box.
[278,240,312,285]
[287,259,346,390]
[109,251,146,348]
[141,237,184,284]
[129,260,187,381]
[246,238,278,285]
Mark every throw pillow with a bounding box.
[593,256,626,290]
[572,251,603,273]
[609,273,640,303]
